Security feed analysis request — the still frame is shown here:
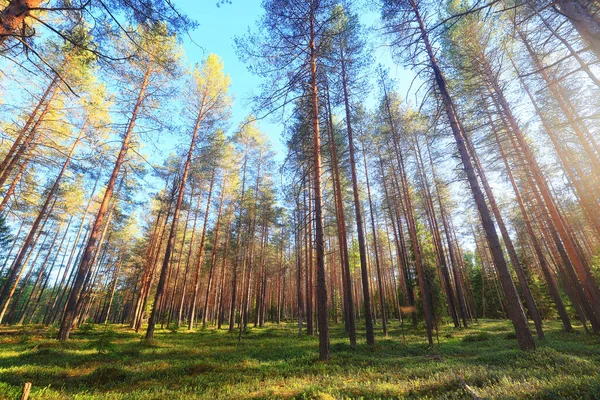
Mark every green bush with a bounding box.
[89,327,116,354]
[463,332,491,342]
[78,322,96,335]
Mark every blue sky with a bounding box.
[173,0,417,163]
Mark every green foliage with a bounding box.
[89,327,118,355]
[168,322,180,334]
[78,322,96,335]
[0,214,11,250]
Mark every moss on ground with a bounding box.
[0,320,598,399]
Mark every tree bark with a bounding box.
[309,0,330,360]
[408,0,535,350]
[555,0,600,60]
[188,168,216,330]
[58,65,151,341]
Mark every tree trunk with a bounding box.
[324,78,356,346]
[0,0,42,44]
[0,123,84,323]
[413,136,460,329]
[463,125,544,339]
[145,94,206,340]
[202,174,227,328]
[489,109,573,332]
[229,153,248,332]
[188,168,216,330]
[409,0,535,350]
[340,53,374,345]
[309,0,330,360]
[58,65,151,342]
[361,140,387,336]
[555,0,600,60]
[381,78,434,346]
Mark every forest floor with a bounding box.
[0,319,598,399]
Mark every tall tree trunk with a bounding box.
[555,0,600,60]
[413,136,460,329]
[485,71,600,326]
[488,109,573,332]
[188,168,216,330]
[18,217,72,324]
[0,157,30,214]
[463,125,544,339]
[0,123,84,323]
[507,53,600,236]
[361,140,387,336]
[408,0,535,350]
[229,153,248,332]
[0,81,60,189]
[309,0,330,360]
[145,93,207,340]
[215,207,232,329]
[529,3,600,88]
[324,78,356,346]
[0,75,58,179]
[45,173,99,325]
[305,178,314,335]
[202,174,227,328]
[295,206,304,335]
[377,151,416,328]
[58,65,151,342]
[514,24,600,175]
[340,52,374,346]
[381,78,434,346]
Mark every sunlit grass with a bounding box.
[0,319,598,399]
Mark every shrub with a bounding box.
[169,322,180,334]
[78,322,96,335]
[89,327,117,354]
[462,332,491,342]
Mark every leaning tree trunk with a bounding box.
[408,0,535,350]
[488,110,573,332]
[381,77,434,346]
[58,65,151,342]
[0,74,57,180]
[413,136,460,329]
[485,70,600,327]
[428,149,469,328]
[555,0,600,60]
[463,124,544,340]
[0,123,85,323]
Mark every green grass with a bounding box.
[0,319,598,399]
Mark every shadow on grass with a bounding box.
[0,320,597,398]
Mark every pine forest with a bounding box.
[0,0,599,398]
